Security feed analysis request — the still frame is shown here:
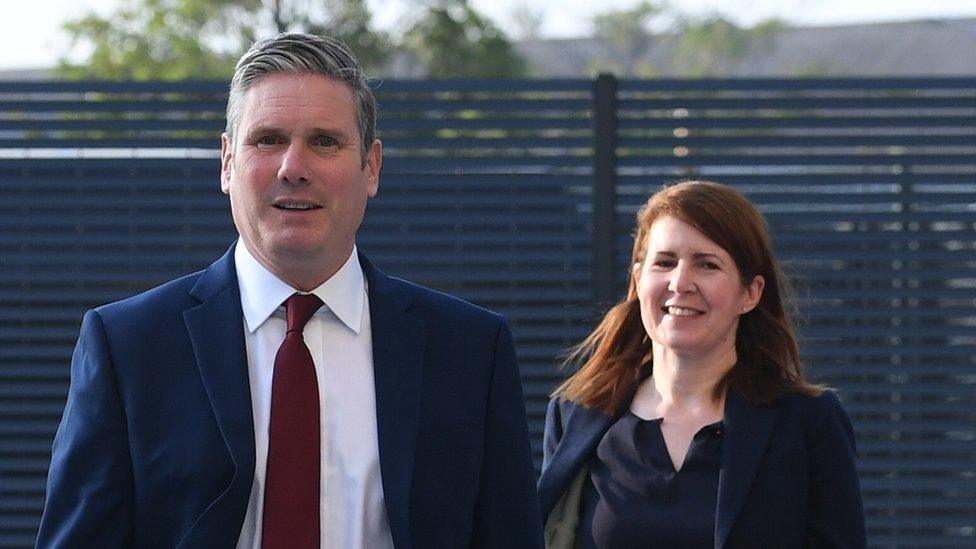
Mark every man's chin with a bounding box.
[270,242,327,262]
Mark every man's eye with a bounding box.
[257,136,279,146]
[314,136,337,147]
[653,260,675,268]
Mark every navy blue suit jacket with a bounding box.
[38,246,543,548]
[538,389,866,548]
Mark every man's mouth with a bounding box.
[273,202,321,211]
[661,306,704,317]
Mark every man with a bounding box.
[37,33,543,548]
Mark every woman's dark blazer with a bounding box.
[537,389,866,548]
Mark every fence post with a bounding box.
[592,73,619,313]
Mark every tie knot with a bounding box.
[284,293,323,333]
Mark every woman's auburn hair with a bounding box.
[555,180,824,414]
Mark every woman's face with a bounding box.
[634,215,764,364]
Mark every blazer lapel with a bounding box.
[361,253,427,549]
[180,245,256,545]
[537,401,617,519]
[715,390,778,549]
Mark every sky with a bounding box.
[4,0,976,70]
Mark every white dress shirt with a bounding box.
[233,241,395,549]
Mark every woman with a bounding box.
[538,181,865,548]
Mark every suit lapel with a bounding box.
[179,245,256,545]
[715,390,778,549]
[361,253,426,549]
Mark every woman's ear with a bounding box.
[741,275,765,314]
[632,262,643,286]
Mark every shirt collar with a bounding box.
[234,240,365,335]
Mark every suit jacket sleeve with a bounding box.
[470,318,544,549]
[36,309,134,548]
[806,391,867,547]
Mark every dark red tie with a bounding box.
[262,293,323,548]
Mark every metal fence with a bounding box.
[0,77,974,547]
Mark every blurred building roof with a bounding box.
[0,67,54,80]
[514,18,976,77]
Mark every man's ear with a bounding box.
[364,139,382,198]
[741,275,765,314]
[220,133,233,195]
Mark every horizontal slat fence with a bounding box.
[0,77,973,547]
[0,78,595,547]
[611,78,976,548]
[351,80,596,456]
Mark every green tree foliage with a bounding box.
[590,1,664,76]
[402,0,528,78]
[298,0,392,70]
[671,15,783,76]
[57,0,390,79]
[589,2,785,77]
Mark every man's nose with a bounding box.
[278,143,310,184]
[668,262,697,294]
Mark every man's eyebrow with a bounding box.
[243,125,283,138]
[244,125,349,138]
[308,126,355,139]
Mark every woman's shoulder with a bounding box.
[773,389,856,448]
[545,395,618,435]
[550,394,583,413]
[546,395,588,429]
[773,388,849,419]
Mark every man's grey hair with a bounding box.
[225,33,377,163]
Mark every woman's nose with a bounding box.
[668,262,696,294]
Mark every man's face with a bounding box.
[220,72,381,285]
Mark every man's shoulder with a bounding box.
[382,274,502,326]
[94,245,236,322]
[94,268,207,321]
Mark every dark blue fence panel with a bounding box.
[1,77,973,547]
[611,77,976,547]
